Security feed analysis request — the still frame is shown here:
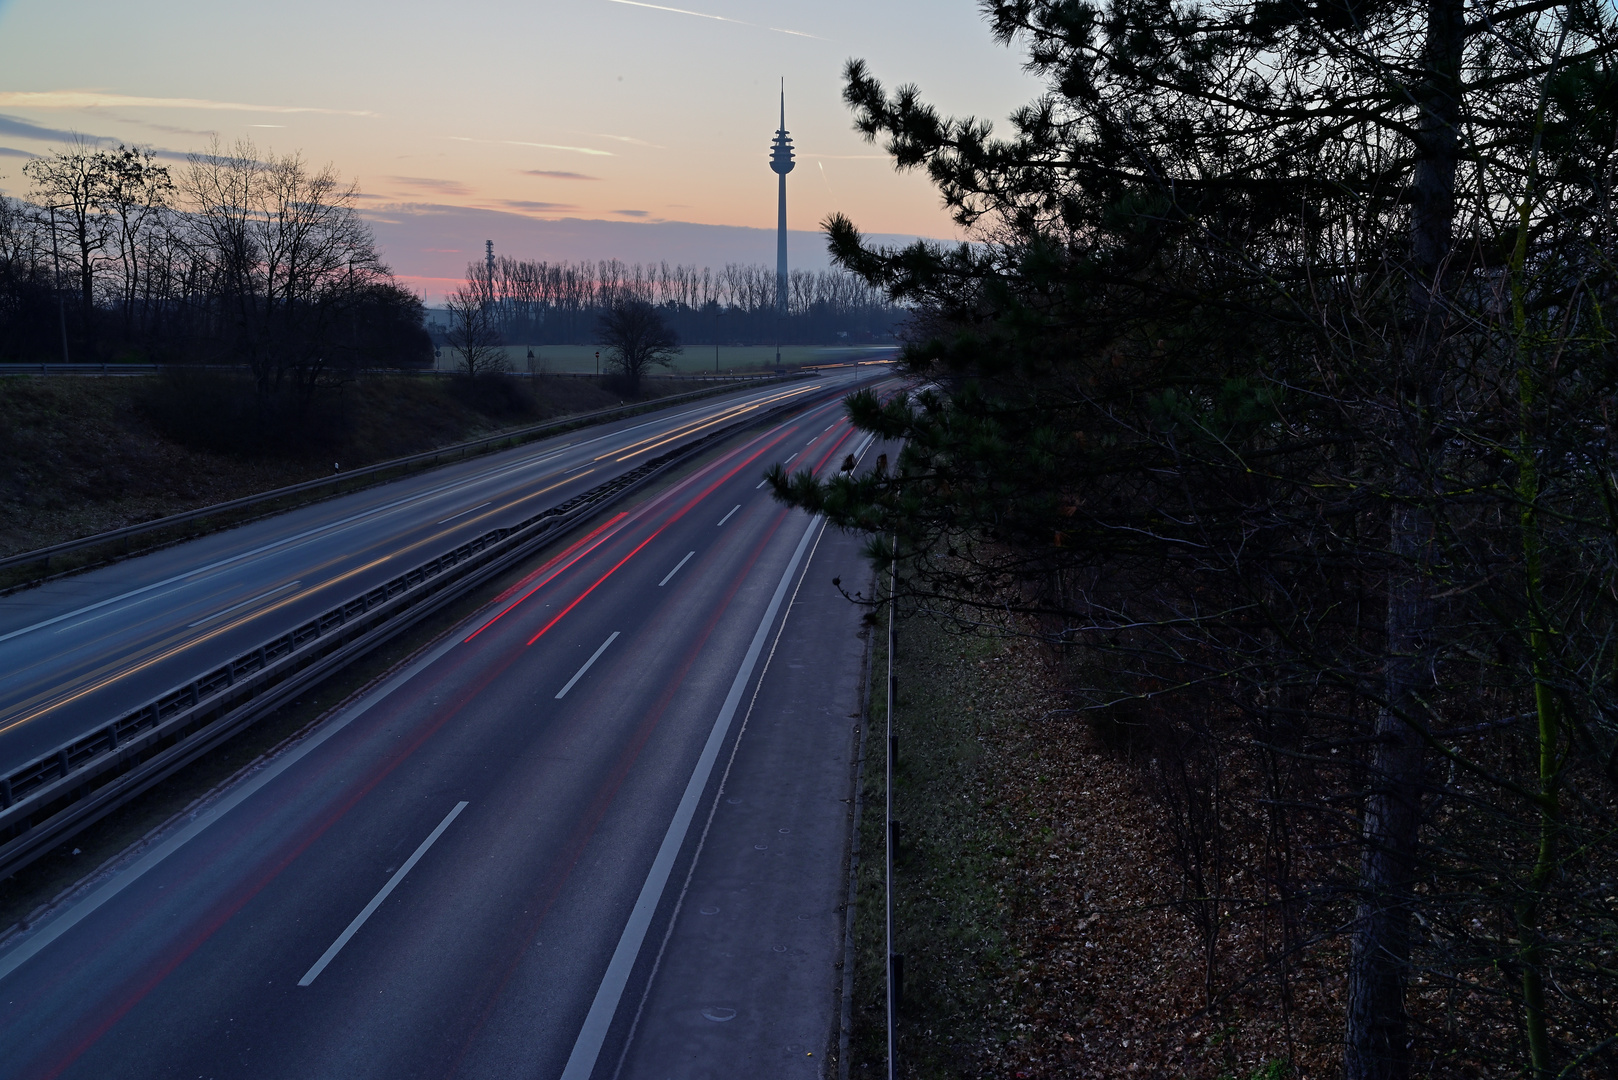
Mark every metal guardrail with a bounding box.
[0,374,804,579]
[0,379,846,880]
[0,363,799,380]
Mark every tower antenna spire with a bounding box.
[768,81,795,318]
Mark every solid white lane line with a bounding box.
[435,502,491,525]
[716,505,741,527]
[0,387,868,979]
[658,552,696,588]
[555,632,620,700]
[185,581,302,629]
[0,627,466,986]
[853,433,876,461]
[611,518,828,1065]
[298,801,469,987]
[559,513,821,1080]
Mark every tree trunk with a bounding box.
[1343,0,1463,1077]
[1345,501,1434,1080]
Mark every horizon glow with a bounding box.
[0,1,1040,299]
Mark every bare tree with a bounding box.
[24,137,111,313]
[596,299,678,394]
[97,145,172,333]
[180,138,385,402]
[445,281,505,376]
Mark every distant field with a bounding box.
[432,344,897,375]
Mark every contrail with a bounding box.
[449,136,613,157]
[601,0,822,39]
[0,91,374,116]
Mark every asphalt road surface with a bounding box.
[0,370,874,778]
[0,387,891,1079]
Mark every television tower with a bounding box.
[768,82,795,316]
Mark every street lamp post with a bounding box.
[46,205,69,365]
[712,306,724,375]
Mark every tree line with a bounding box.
[775,0,1618,1076]
[456,254,904,346]
[0,138,430,402]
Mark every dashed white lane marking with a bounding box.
[783,453,798,464]
[186,581,302,628]
[298,800,468,986]
[716,505,741,527]
[559,513,821,1080]
[555,632,620,700]
[658,552,696,588]
[755,479,768,490]
[0,628,466,986]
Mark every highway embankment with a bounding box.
[0,372,716,560]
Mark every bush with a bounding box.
[138,370,350,458]
[445,373,535,419]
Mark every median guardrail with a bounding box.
[0,375,862,881]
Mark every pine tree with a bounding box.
[777,2,1618,1074]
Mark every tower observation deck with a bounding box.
[768,84,794,317]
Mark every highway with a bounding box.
[0,381,890,1078]
[0,370,871,780]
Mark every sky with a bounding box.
[0,0,1042,300]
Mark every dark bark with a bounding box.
[1343,0,1464,1076]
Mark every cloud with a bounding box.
[0,145,37,159]
[600,0,822,38]
[613,209,650,217]
[498,200,580,212]
[450,136,611,157]
[389,175,473,196]
[83,112,218,138]
[0,113,86,143]
[0,113,201,162]
[522,170,600,181]
[0,91,374,116]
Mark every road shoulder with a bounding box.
[614,522,874,1079]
